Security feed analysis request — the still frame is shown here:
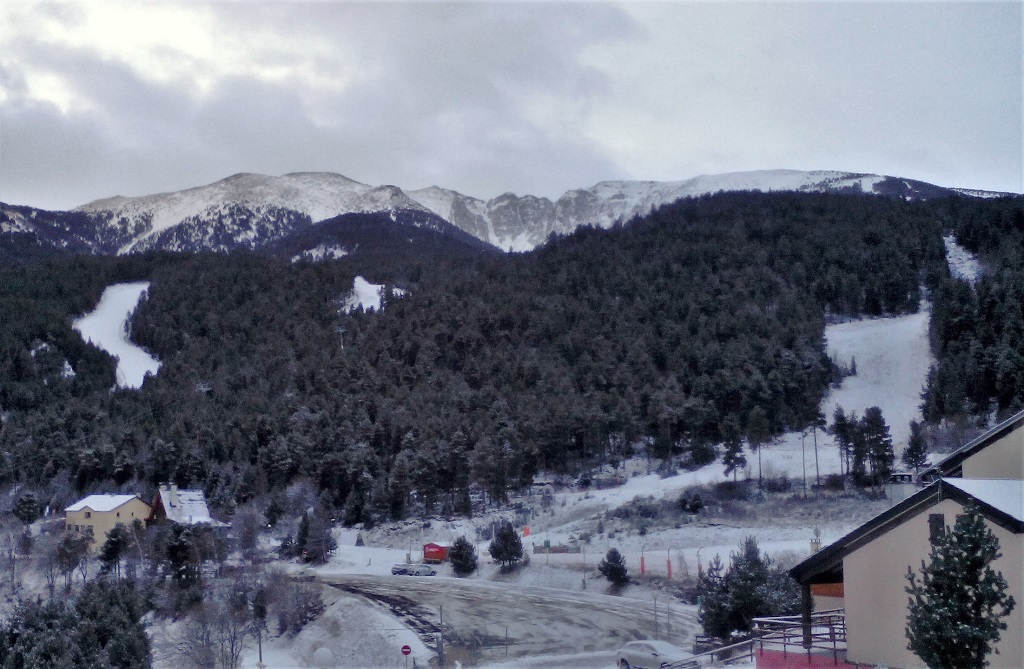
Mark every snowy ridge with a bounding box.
[76,172,433,254]
[1,208,31,233]
[64,168,1013,254]
[409,169,891,251]
[950,187,1016,199]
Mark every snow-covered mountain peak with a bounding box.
[44,167,1010,256]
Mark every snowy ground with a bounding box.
[255,306,934,667]
[112,252,954,666]
[72,281,161,389]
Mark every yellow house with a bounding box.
[790,409,1024,669]
[64,494,151,550]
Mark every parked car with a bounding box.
[616,640,697,669]
[391,563,437,576]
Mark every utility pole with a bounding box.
[801,429,808,496]
[581,543,586,590]
[438,604,445,668]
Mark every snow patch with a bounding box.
[820,306,933,448]
[340,277,406,313]
[290,244,350,263]
[72,282,161,389]
[942,234,983,283]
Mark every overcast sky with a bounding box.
[1,1,1020,211]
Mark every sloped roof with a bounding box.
[66,494,143,513]
[943,478,1024,524]
[790,478,1024,585]
[921,408,1024,479]
[157,487,216,525]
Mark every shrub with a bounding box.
[762,475,791,493]
[678,492,704,514]
[715,480,750,501]
[822,474,845,491]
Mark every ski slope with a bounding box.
[72,282,160,389]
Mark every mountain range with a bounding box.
[1,169,1013,259]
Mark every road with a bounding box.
[320,573,700,665]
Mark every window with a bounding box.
[117,512,121,518]
[928,513,945,544]
[84,511,91,519]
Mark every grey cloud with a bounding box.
[1,1,1019,210]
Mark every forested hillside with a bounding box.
[923,197,1024,418]
[1,192,1017,524]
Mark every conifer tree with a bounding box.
[861,406,894,487]
[598,548,629,586]
[13,492,41,526]
[746,406,771,485]
[449,536,478,576]
[98,523,128,578]
[902,419,928,474]
[906,504,1016,669]
[721,416,746,482]
[696,555,730,639]
[696,537,801,641]
[488,521,523,569]
[831,406,852,476]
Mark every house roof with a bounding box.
[921,408,1024,479]
[156,487,217,525]
[790,478,1024,585]
[65,494,143,513]
[944,478,1024,524]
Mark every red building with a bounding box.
[423,542,450,563]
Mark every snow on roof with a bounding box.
[157,485,218,525]
[942,478,1024,523]
[66,494,141,513]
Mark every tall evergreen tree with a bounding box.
[696,537,800,641]
[746,406,771,486]
[13,491,41,526]
[905,504,1016,669]
[902,419,928,474]
[696,555,730,640]
[488,521,523,569]
[597,548,629,586]
[99,523,129,578]
[861,406,894,487]
[449,536,478,577]
[831,406,852,477]
[721,416,746,482]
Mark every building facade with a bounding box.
[791,410,1024,669]
[64,494,151,550]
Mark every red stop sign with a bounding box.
[401,645,411,656]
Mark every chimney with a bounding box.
[170,483,178,507]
